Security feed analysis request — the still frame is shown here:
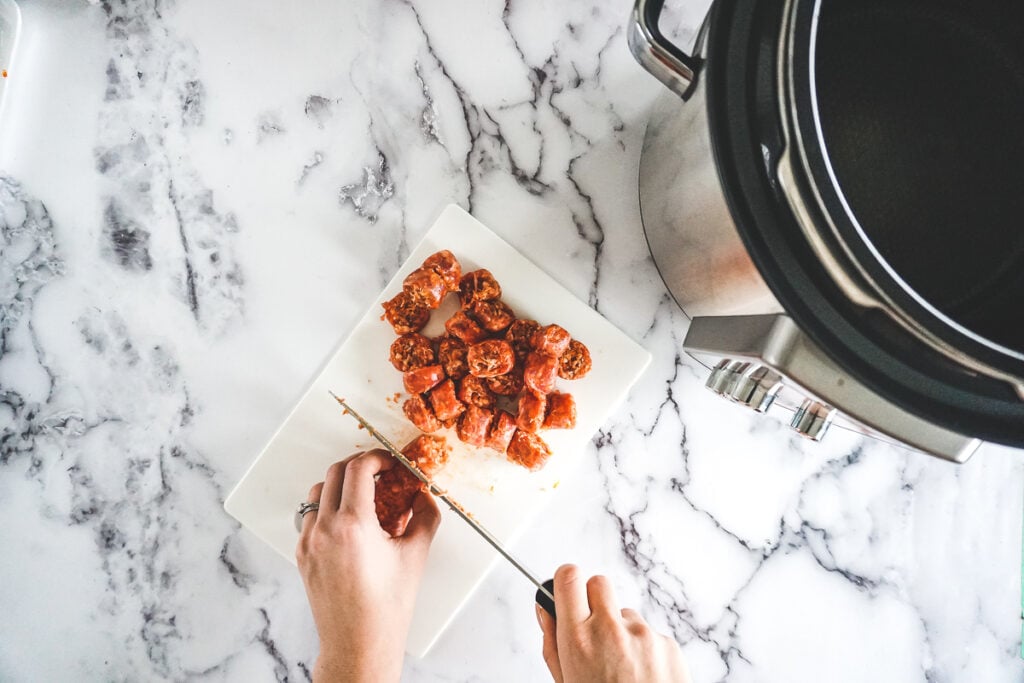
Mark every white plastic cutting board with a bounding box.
[224,204,651,657]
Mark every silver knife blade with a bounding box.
[330,392,555,603]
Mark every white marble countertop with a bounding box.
[1,1,1022,681]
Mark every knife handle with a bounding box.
[535,578,556,619]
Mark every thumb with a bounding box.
[537,604,562,683]
[400,490,442,556]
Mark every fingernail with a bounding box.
[535,604,544,628]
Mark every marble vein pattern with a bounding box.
[0,0,1022,682]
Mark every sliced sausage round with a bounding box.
[375,436,450,535]
[402,434,451,475]
[517,390,547,433]
[390,333,435,372]
[458,269,502,306]
[382,291,430,335]
[557,339,592,380]
[485,410,517,453]
[403,267,447,309]
[486,367,524,396]
[403,395,441,433]
[531,324,571,357]
[469,299,515,333]
[422,250,462,292]
[457,375,497,409]
[507,430,552,471]
[403,364,446,395]
[375,467,421,536]
[505,319,541,359]
[457,404,493,447]
[467,339,515,378]
[523,351,558,395]
[445,309,489,345]
[428,379,465,422]
[542,392,577,430]
[438,336,470,380]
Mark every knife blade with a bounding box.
[329,392,556,608]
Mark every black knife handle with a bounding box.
[535,578,556,619]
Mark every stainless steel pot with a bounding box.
[630,0,1024,460]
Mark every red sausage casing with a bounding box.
[375,435,451,535]
[428,379,465,422]
[422,250,462,292]
[507,430,552,471]
[469,299,515,332]
[542,392,577,430]
[403,395,441,433]
[531,324,571,357]
[523,351,558,395]
[517,391,547,433]
[403,364,446,395]
[445,310,489,345]
[485,410,517,453]
[403,267,447,309]
[402,434,451,475]
[457,404,493,447]
[375,468,421,536]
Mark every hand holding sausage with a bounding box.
[296,452,442,683]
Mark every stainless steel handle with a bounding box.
[628,0,702,100]
[684,314,982,462]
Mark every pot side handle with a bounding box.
[628,0,703,100]
[684,314,982,463]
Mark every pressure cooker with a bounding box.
[629,0,1024,461]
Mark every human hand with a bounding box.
[296,450,442,683]
[537,564,691,683]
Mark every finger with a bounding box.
[537,604,563,683]
[585,575,619,619]
[318,457,353,518]
[620,607,644,624]
[339,450,396,516]
[552,564,590,625]
[301,482,324,536]
[401,490,442,549]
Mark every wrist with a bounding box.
[315,640,403,683]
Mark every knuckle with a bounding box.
[326,461,346,478]
[594,609,619,630]
[330,510,363,538]
[345,456,372,476]
[566,629,590,651]
[555,563,580,585]
[627,620,652,638]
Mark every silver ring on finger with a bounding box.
[294,501,320,532]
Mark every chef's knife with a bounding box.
[329,392,556,615]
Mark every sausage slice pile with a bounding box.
[383,250,592,472]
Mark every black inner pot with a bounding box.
[706,0,1024,446]
[814,0,1024,353]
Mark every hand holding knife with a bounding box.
[329,392,557,617]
